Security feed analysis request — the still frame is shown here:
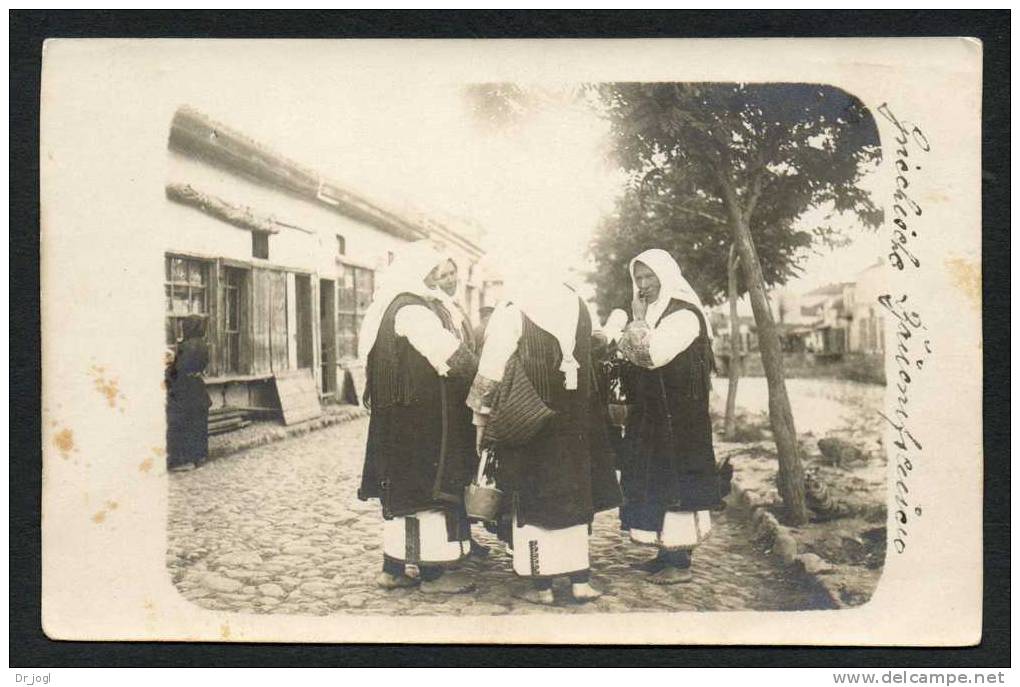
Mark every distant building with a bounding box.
[710,311,759,356]
[800,282,855,358]
[846,260,887,356]
[162,107,489,428]
[710,261,886,366]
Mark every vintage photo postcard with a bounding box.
[40,37,982,645]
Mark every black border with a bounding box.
[10,10,1010,668]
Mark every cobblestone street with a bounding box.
[168,416,834,616]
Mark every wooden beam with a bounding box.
[166,183,281,234]
[169,107,426,242]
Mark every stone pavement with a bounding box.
[168,416,834,616]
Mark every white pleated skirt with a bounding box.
[629,510,712,550]
[382,509,469,565]
[509,510,590,578]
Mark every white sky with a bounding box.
[182,81,882,300]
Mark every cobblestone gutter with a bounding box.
[208,404,369,460]
[727,462,848,610]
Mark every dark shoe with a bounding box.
[629,556,667,573]
[645,566,693,585]
[419,571,476,594]
[469,540,490,559]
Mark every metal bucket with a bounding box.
[464,483,503,521]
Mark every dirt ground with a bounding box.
[710,378,887,607]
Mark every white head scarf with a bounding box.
[629,248,713,338]
[357,240,445,364]
[501,262,582,390]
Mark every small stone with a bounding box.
[799,553,836,575]
[220,568,256,581]
[282,544,322,556]
[340,594,367,608]
[218,551,262,569]
[277,576,302,591]
[332,544,362,559]
[201,573,243,593]
[259,583,286,598]
[302,602,330,616]
[773,534,799,565]
[301,581,336,598]
[818,437,866,465]
[181,587,212,601]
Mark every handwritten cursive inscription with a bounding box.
[877,103,931,271]
[877,293,932,554]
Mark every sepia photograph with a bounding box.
[161,82,887,616]
[36,35,984,646]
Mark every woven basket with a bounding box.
[485,353,556,446]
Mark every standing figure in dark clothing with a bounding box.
[430,254,492,559]
[617,249,720,585]
[357,241,480,594]
[166,314,211,471]
[467,275,621,605]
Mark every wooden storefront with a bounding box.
[165,105,487,434]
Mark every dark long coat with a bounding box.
[358,293,478,519]
[166,338,211,467]
[620,299,721,531]
[493,300,622,531]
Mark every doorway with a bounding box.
[294,274,314,370]
[319,279,337,397]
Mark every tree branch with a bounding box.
[744,125,782,220]
[710,163,743,230]
[745,168,766,219]
[638,196,726,226]
[674,204,727,226]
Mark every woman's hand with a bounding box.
[474,413,489,454]
[632,296,648,322]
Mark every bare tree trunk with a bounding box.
[724,245,740,440]
[720,203,808,525]
[732,219,808,524]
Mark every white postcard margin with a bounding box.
[39,37,983,645]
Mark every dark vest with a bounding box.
[621,298,719,514]
[365,293,455,410]
[634,299,714,403]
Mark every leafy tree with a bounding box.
[594,82,881,524]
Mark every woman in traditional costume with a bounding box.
[428,252,492,558]
[430,255,478,354]
[357,241,479,594]
[467,274,621,605]
[617,249,720,585]
[166,314,211,471]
